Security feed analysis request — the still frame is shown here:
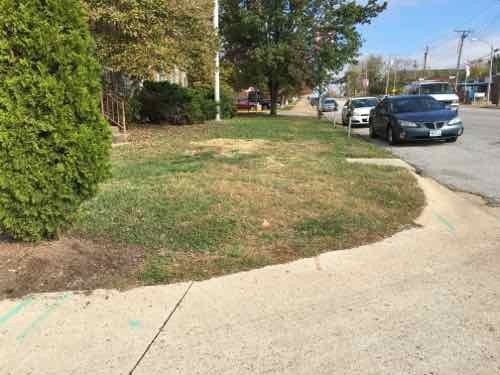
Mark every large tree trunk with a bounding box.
[269,78,279,116]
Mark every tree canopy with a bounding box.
[221,0,387,114]
[344,55,386,97]
[82,0,216,82]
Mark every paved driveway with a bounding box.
[351,106,500,204]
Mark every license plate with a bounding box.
[429,130,442,137]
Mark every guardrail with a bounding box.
[101,92,127,133]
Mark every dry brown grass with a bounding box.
[0,116,424,298]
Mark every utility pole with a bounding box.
[423,45,429,78]
[486,46,499,104]
[385,59,391,96]
[315,31,322,118]
[454,29,472,90]
[471,38,499,104]
[392,59,398,94]
[365,61,369,96]
[488,46,494,104]
[214,0,221,121]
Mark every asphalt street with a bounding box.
[329,104,500,204]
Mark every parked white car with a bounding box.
[404,81,459,110]
[320,97,338,112]
[342,97,379,126]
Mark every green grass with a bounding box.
[295,211,382,238]
[71,115,423,284]
[73,184,236,252]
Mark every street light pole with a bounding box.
[214,0,221,121]
[385,59,391,96]
[471,38,498,104]
[393,59,398,94]
[488,45,494,104]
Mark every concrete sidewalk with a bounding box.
[1,170,500,374]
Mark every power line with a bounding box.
[405,1,500,69]
[467,52,495,64]
[426,0,499,48]
[474,8,500,37]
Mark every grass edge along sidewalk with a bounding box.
[0,115,424,299]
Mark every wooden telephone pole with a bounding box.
[423,45,429,78]
[454,29,472,89]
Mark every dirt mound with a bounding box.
[191,138,272,155]
[0,238,144,299]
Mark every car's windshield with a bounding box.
[391,97,445,113]
[419,83,454,95]
[352,98,378,108]
[324,99,336,104]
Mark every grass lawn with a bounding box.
[73,115,424,284]
[0,115,424,298]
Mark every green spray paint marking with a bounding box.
[433,212,456,233]
[129,320,141,329]
[16,293,71,342]
[0,298,33,326]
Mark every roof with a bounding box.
[410,80,452,85]
[457,82,489,87]
[350,96,377,100]
[386,95,434,101]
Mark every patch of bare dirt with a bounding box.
[0,238,145,300]
[191,138,272,155]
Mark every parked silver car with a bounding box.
[342,97,379,126]
[320,97,338,112]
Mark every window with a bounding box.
[392,97,445,113]
[419,83,454,95]
[374,100,387,114]
[352,98,378,108]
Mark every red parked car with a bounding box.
[237,98,257,111]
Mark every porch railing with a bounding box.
[101,92,127,133]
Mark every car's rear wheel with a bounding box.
[369,121,377,138]
[387,124,398,145]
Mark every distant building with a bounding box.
[153,66,188,88]
[457,81,489,104]
[103,66,188,98]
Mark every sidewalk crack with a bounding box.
[129,281,194,374]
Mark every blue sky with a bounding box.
[359,0,500,68]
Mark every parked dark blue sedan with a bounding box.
[369,95,464,145]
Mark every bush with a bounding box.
[138,81,235,124]
[0,0,111,240]
[220,84,237,119]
